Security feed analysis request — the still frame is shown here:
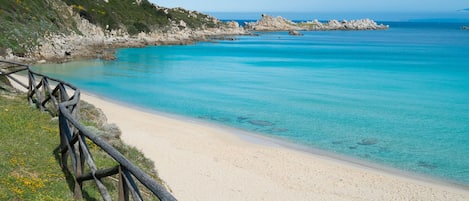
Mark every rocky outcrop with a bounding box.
[0,2,249,64]
[245,14,389,31]
[27,25,247,63]
[303,19,389,30]
[1,12,248,63]
[245,14,299,31]
[288,30,303,36]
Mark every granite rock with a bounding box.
[246,14,389,31]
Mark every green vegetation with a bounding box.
[65,0,166,34]
[0,93,73,200]
[0,0,76,56]
[0,0,222,56]
[63,0,219,34]
[0,89,165,200]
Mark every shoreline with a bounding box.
[1,11,388,65]
[8,74,469,200]
[82,91,469,189]
[78,91,469,200]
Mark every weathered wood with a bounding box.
[122,168,144,201]
[0,67,28,75]
[62,107,177,201]
[28,72,35,105]
[29,73,45,110]
[59,110,83,199]
[58,83,70,103]
[0,60,29,67]
[77,166,120,183]
[71,92,80,120]
[40,77,48,107]
[61,134,80,155]
[5,74,28,89]
[58,110,71,172]
[76,135,85,198]
[78,133,112,201]
[59,111,78,170]
[118,166,130,201]
[41,78,59,113]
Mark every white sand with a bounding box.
[8,75,469,201]
[79,94,469,201]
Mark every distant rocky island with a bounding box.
[0,0,389,63]
[245,14,389,32]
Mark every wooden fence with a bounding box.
[0,60,177,201]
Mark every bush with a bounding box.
[0,0,76,56]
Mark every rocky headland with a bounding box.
[0,0,247,64]
[245,14,389,31]
[0,0,388,64]
[31,17,246,63]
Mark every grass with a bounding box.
[0,90,166,200]
[0,93,73,200]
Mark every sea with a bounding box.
[33,12,469,185]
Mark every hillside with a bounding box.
[0,0,245,62]
[0,0,75,57]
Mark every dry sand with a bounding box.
[8,75,469,201]
[79,93,469,201]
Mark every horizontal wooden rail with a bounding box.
[1,60,177,201]
[0,60,29,89]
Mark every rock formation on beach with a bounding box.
[245,14,389,31]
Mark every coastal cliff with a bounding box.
[0,0,246,63]
[245,14,389,31]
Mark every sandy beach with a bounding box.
[8,75,469,200]
[78,93,469,201]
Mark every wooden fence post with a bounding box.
[118,166,130,201]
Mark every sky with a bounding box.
[149,0,468,13]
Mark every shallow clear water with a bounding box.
[34,22,469,185]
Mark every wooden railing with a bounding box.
[0,60,177,201]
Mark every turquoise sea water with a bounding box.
[34,21,469,185]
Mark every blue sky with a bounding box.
[149,0,467,12]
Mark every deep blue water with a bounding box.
[34,21,469,185]
[210,11,469,22]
